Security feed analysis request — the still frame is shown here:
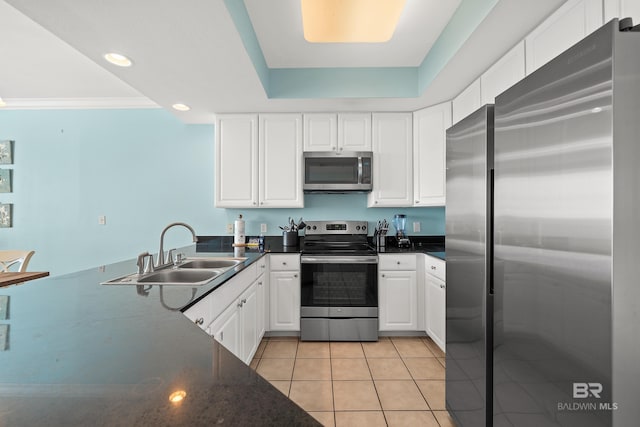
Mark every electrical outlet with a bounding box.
[98,215,106,225]
[260,223,267,233]
[226,223,234,234]
[413,221,421,233]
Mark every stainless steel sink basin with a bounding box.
[137,269,220,284]
[101,257,247,286]
[178,258,244,269]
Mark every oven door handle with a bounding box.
[301,255,378,264]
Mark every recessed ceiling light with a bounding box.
[104,52,133,67]
[172,103,191,111]
[0,97,6,108]
[301,0,406,43]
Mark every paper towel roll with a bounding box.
[234,214,245,245]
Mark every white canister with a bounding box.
[234,214,245,245]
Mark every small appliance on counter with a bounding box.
[392,214,411,248]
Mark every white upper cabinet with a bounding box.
[605,0,640,22]
[525,0,603,74]
[303,113,338,151]
[480,41,526,105]
[337,113,372,152]
[304,113,371,152]
[413,102,451,207]
[368,113,413,207]
[452,78,481,125]
[259,114,304,208]
[215,114,259,208]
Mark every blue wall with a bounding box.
[0,109,444,276]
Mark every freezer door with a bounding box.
[493,22,615,427]
[445,105,494,427]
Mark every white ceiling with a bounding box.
[245,0,460,68]
[0,0,566,123]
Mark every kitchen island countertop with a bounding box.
[0,249,319,426]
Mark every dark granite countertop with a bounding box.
[0,248,319,426]
[197,235,445,260]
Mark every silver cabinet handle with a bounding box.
[415,200,420,203]
[241,298,247,304]
[382,274,385,278]
[195,318,204,325]
[260,264,266,269]
[220,331,224,341]
[253,202,257,205]
[237,301,243,308]
[431,266,436,270]
[282,262,287,265]
[258,281,263,286]
[294,274,298,278]
[397,261,400,265]
[440,284,446,289]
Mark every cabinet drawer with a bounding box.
[256,255,268,274]
[379,254,417,270]
[269,254,300,271]
[425,255,446,281]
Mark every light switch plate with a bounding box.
[226,223,234,234]
[260,223,267,233]
[413,222,421,233]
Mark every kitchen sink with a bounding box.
[137,269,221,284]
[101,257,247,286]
[177,258,245,269]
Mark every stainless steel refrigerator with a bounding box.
[445,19,640,427]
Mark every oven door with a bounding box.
[300,255,378,308]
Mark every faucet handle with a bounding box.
[167,249,175,265]
[136,252,150,274]
[144,254,155,274]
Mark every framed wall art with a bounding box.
[0,169,11,193]
[0,204,12,228]
[0,140,14,165]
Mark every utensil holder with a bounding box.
[282,231,298,247]
[376,235,386,250]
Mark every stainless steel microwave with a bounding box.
[303,151,373,193]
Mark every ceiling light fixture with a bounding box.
[104,52,133,67]
[172,103,191,111]
[0,97,6,108]
[301,0,406,43]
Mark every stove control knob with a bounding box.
[362,225,366,231]
[356,226,360,230]
[307,225,311,230]
[312,226,317,230]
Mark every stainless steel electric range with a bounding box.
[300,220,378,341]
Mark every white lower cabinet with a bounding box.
[269,254,301,331]
[183,256,269,365]
[378,254,418,331]
[425,256,446,352]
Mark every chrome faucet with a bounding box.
[157,222,198,267]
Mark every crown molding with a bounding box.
[0,97,159,110]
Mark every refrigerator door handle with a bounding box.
[489,168,495,296]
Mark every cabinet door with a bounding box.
[269,271,301,331]
[426,275,446,352]
[480,41,526,105]
[413,102,451,207]
[379,270,418,331]
[210,302,241,357]
[256,273,267,338]
[338,113,372,151]
[605,0,640,22]
[368,113,413,207]
[525,0,603,74]
[240,283,259,364]
[303,113,337,152]
[215,114,258,208]
[452,78,481,125]
[259,114,304,208]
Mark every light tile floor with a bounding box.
[250,336,455,427]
